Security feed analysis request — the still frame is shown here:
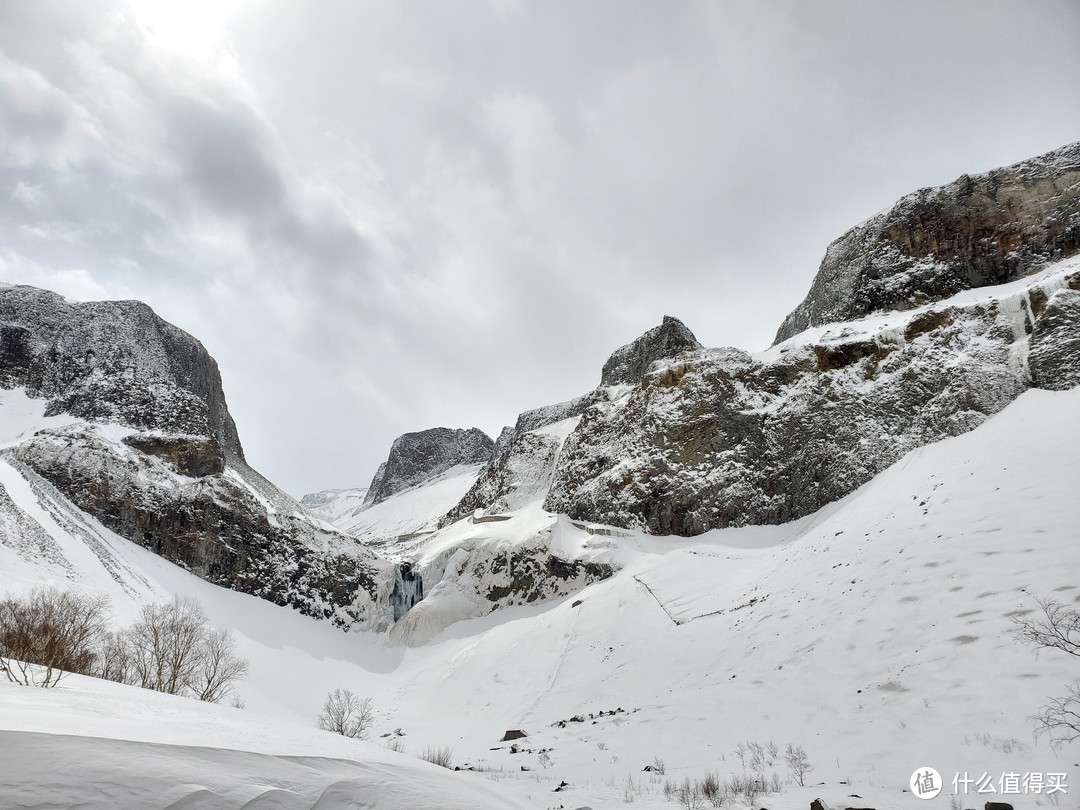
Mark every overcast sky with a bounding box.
[1,1,1079,497]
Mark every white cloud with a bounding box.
[1,0,1079,496]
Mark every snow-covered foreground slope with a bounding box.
[0,675,529,809]
[3,387,1080,808]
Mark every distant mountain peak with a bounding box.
[363,426,494,507]
[600,315,702,387]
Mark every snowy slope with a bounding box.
[3,386,1080,808]
[0,675,530,809]
[300,486,369,522]
[334,463,485,548]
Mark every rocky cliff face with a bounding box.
[363,427,494,508]
[775,141,1080,343]
[442,319,703,526]
[600,315,702,386]
[0,286,243,458]
[546,263,1080,533]
[441,142,1080,538]
[0,286,389,627]
[1029,289,1080,390]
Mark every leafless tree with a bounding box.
[96,630,131,684]
[192,627,249,703]
[124,596,206,694]
[317,688,374,739]
[97,596,248,703]
[1014,597,1080,747]
[785,742,813,786]
[0,588,109,687]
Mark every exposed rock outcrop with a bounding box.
[121,434,225,478]
[0,286,243,457]
[443,317,700,526]
[1029,288,1080,390]
[442,393,609,526]
[363,427,494,508]
[775,141,1080,343]
[600,315,702,386]
[546,263,1080,535]
[387,518,615,645]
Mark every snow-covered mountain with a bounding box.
[362,426,494,508]
[428,140,1080,538]
[3,382,1079,809]
[3,141,1080,808]
[0,286,390,629]
[299,486,369,522]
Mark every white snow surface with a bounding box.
[2,385,1080,807]
[332,463,484,547]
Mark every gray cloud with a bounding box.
[1,0,1079,496]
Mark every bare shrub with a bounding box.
[745,739,778,771]
[699,770,723,806]
[419,744,454,768]
[785,742,813,786]
[1013,597,1080,747]
[663,777,676,800]
[317,688,374,739]
[652,756,666,775]
[0,588,109,687]
[675,776,703,809]
[386,736,406,754]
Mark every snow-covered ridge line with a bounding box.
[762,254,1080,359]
[774,138,1080,342]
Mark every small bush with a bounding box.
[662,778,676,800]
[699,770,723,806]
[675,776,703,809]
[419,744,454,768]
[652,756,667,775]
[317,688,374,739]
[386,736,406,753]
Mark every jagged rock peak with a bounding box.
[600,315,702,386]
[363,426,494,507]
[774,140,1080,344]
[0,284,243,458]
